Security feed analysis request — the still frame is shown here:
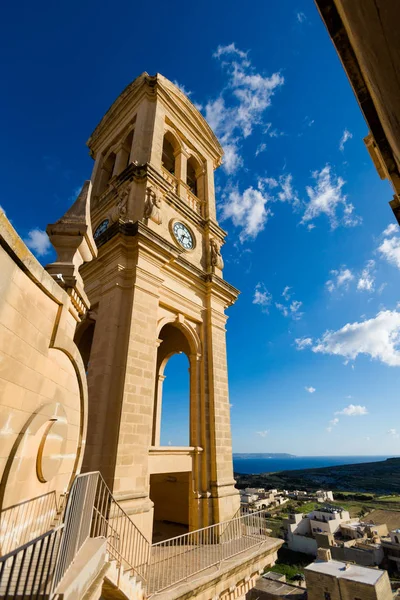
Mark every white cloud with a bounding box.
[221,174,300,241]
[357,260,375,292]
[327,416,340,433]
[312,310,400,366]
[335,404,368,416]
[276,174,300,206]
[301,165,361,229]
[275,286,303,320]
[305,386,316,393]
[256,430,269,437]
[290,300,303,320]
[297,12,306,23]
[207,43,284,174]
[275,303,289,317]
[173,80,192,98]
[295,337,313,350]
[379,235,400,270]
[264,122,285,138]
[383,223,398,237]
[339,129,353,152]
[326,267,354,293]
[213,43,247,60]
[24,228,51,257]
[253,283,272,312]
[276,299,303,320]
[388,428,399,439]
[255,143,267,156]
[221,183,272,241]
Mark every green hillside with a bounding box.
[235,457,400,494]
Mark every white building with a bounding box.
[310,507,351,535]
[286,507,352,556]
[244,488,265,495]
[316,490,334,502]
[240,492,258,505]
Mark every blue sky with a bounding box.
[2,0,400,456]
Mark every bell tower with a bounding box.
[78,73,240,540]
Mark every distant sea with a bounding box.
[233,455,395,475]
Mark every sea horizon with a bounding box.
[233,454,398,475]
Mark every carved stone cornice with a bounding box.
[46,181,98,320]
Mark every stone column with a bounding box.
[204,158,217,220]
[196,166,207,203]
[204,293,240,524]
[174,148,189,200]
[152,372,165,446]
[112,144,130,177]
[110,252,164,539]
[82,259,134,484]
[129,97,165,169]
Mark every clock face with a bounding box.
[93,219,109,240]
[172,221,194,250]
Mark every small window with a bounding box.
[324,593,331,600]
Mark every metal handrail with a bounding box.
[0,478,274,598]
[148,508,271,594]
[51,471,150,592]
[0,525,64,599]
[0,491,58,557]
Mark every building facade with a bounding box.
[305,551,392,600]
[76,73,240,540]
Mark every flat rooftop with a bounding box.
[250,577,306,598]
[305,560,385,585]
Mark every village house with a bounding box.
[305,549,392,600]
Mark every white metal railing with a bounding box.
[0,491,59,557]
[53,472,150,591]
[148,508,270,594]
[0,478,273,598]
[0,525,64,599]
[0,472,150,598]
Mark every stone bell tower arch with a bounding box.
[79,72,240,540]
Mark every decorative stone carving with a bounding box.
[210,238,224,270]
[108,185,130,223]
[45,180,97,319]
[144,186,163,224]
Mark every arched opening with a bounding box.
[186,156,199,196]
[74,319,96,373]
[162,134,177,175]
[97,151,116,197]
[160,353,189,446]
[152,323,192,446]
[150,321,198,542]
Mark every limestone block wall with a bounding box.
[0,212,88,551]
[150,472,190,526]
[305,570,341,600]
[339,573,392,600]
